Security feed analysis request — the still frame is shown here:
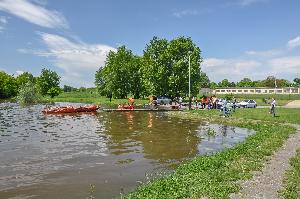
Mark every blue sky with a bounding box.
[0,0,300,87]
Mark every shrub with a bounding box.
[17,81,40,105]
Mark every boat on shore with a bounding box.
[42,104,99,114]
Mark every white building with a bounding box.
[213,87,300,95]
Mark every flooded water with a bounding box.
[0,103,253,199]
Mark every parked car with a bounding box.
[237,99,257,108]
[156,96,172,105]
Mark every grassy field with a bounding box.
[122,108,300,199]
[280,149,300,199]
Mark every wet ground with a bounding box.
[0,103,254,199]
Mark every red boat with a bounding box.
[42,105,99,114]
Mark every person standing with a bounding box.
[270,98,276,117]
[179,96,183,108]
[232,97,237,112]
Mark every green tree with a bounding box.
[36,68,60,96]
[129,56,144,98]
[95,46,134,98]
[143,36,204,97]
[210,82,218,89]
[294,77,300,86]
[15,72,34,88]
[261,76,290,87]
[63,85,77,92]
[218,79,230,87]
[237,78,253,87]
[142,36,169,96]
[228,82,236,87]
[0,71,18,98]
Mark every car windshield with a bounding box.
[242,100,249,102]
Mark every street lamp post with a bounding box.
[188,53,192,110]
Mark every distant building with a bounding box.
[213,87,300,95]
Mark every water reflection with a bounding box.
[0,103,253,199]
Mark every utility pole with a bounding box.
[188,53,192,110]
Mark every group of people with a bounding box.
[193,96,221,109]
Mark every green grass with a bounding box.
[280,149,300,199]
[231,108,300,125]
[43,91,149,106]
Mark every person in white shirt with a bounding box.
[270,98,276,117]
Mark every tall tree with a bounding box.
[294,77,300,86]
[15,72,34,88]
[95,46,135,98]
[237,78,253,87]
[36,68,60,96]
[143,36,204,97]
[142,37,169,96]
[218,79,230,87]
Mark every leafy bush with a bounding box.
[17,81,40,105]
[47,87,61,98]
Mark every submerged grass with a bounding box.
[124,109,297,199]
[280,149,300,199]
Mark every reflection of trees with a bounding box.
[97,112,200,163]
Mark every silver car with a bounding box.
[237,99,257,108]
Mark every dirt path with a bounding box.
[284,100,300,108]
[230,124,300,199]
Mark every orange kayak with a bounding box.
[43,105,99,114]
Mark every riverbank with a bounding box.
[124,108,300,199]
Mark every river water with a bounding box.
[0,103,253,199]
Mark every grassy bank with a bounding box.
[280,149,300,199]
[123,109,298,199]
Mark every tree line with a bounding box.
[211,76,300,88]
[95,36,209,99]
[0,69,61,101]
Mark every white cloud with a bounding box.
[0,16,8,32]
[0,0,68,29]
[245,49,282,57]
[19,32,116,87]
[202,58,262,81]
[172,9,199,18]
[269,56,300,74]
[237,0,268,6]
[287,36,300,49]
